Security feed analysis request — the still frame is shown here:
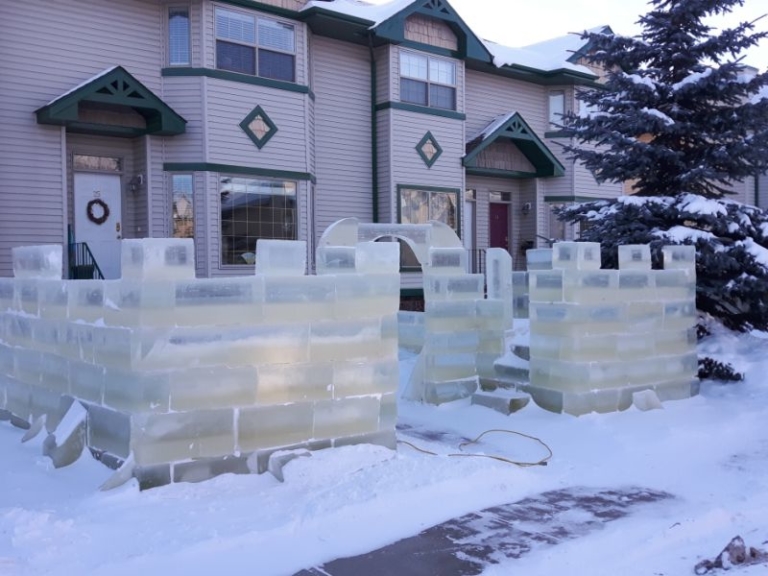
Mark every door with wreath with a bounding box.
[74,173,123,279]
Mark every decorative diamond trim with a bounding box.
[239,105,278,150]
[416,131,443,168]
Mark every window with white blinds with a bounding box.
[215,7,296,83]
[168,7,190,66]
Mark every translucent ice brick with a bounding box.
[358,223,429,262]
[423,274,484,301]
[662,245,696,271]
[255,239,307,276]
[424,300,477,332]
[526,248,553,271]
[616,333,656,361]
[67,280,106,323]
[103,368,170,413]
[618,244,652,270]
[313,396,380,440]
[552,242,601,270]
[255,362,333,404]
[131,409,236,466]
[528,270,564,303]
[69,360,105,404]
[263,275,335,323]
[618,270,653,302]
[169,365,258,411]
[662,300,697,331]
[309,318,385,362]
[333,359,399,397]
[12,245,63,279]
[0,278,13,312]
[317,217,359,249]
[39,352,69,394]
[334,273,400,319]
[423,351,476,381]
[655,269,695,300]
[379,393,398,431]
[174,277,263,327]
[355,241,400,274]
[427,247,467,274]
[121,238,195,281]
[85,404,131,459]
[38,280,69,320]
[315,246,356,275]
[13,348,42,386]
[563,270,619,304]
[654,327,697,357]
[397,311,425,352]
[14,280,39,316]
[476,299,506,332]
[237,402,314,451]
[486,248,513,299]
[103,280,175,327]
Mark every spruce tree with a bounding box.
[563,0,768,199]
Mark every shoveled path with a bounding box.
[294,486,672,576]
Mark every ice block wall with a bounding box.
[0,238,399,487]
[526,242,698,416]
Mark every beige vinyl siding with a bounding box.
[464,70,547,139]
[131,137,149,239]
[0,0,163,276]
[540,137,575,198]
[390,111,464,190]
[312,36,372,238]
[375,46,391,104]
[147,136,168,238]
[205,78,308,170]
[192,171,209,277]
[162,76,205,163]
[202,2,308,85]
[758,172,768,209]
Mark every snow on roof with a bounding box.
[45,66,119,107]
[467,112,517,144]
[303,0,599,76]
[302,0,414,26]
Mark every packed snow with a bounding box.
[2,326,768,575]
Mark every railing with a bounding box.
[68,241,104,280]
[469,248,486,275]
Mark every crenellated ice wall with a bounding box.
[0,238,400,487]
[525,241,699,416]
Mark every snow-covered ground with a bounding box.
[2,327,768,576]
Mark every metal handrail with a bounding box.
[68,241,105,280]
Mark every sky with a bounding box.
[377,0,768,71]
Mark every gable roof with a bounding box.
[520,25,613,64]
[465,112,565,178]
[35,66,186,137]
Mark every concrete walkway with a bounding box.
[295,486,672,576]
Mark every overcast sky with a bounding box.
[382,0,768,71]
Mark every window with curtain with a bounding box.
[215,8,295,82]
[171,174,194,239]
[220,176,297,265]
[549,90,565,128]
[399,187,459,269]
[400,51,456,111]
[168,7,191,66]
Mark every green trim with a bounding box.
[375,101,466,120]
[464,112,565,178]
[397,183,462,194]
[163,162,314,182]
[373,0,493,63]
[544,195,607,203]
[162,67,310,95]
[239,105,278,149]
[465,167,539,179]
[398,39,460,59]
[36,66,186,136]
[215,0,297,19]
[369,34,379,223]
[400,288,424,297]
[416,131,443,168]
[544,130,574,139]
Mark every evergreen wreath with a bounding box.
[86,198,110,225]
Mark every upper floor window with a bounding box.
[400,51,456,111]
[168,7,191,66]
[549,90,565,128]
[215,8,295,83]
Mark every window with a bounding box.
[399,187,458,269]
[168,7,191,66]
[220,176,296,265]
[215,8,295,82]
[171,174,194,239]
[73,154,121,172]
[400,51,456,110]
[549,90,565,128]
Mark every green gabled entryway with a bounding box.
[464,112,565,178]
[372,0,493,63]
[35,66,186,137]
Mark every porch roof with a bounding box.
[35,66,187,137]
[464,112,565,178]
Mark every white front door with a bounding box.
[74,173,123,279]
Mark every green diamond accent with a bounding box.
[239,105,278,150]
[416,131,443,168]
